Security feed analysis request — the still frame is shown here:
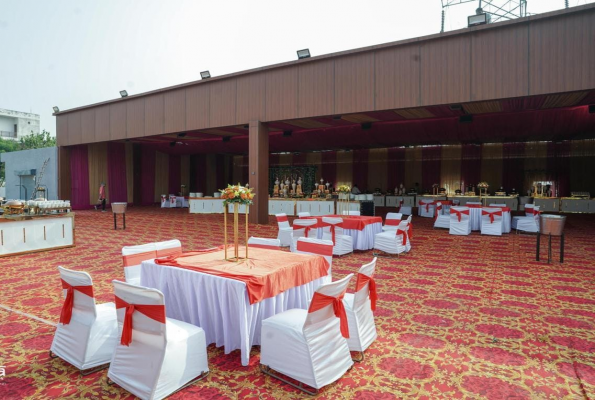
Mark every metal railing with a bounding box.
[0,131,17,138]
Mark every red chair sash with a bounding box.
[397,199,404,212]
[396,228,409,246]
[114,296,166,346]
[385,219,401,226]
[59,279,94,325]
[451,209,469,222]
[122,250,157,267]
[156,247,182,258]
[434,205,442,221]
[293,224,312,238]
[526,208,540,215]
[276,215,288,223]
[482,210,503,223]
[419,201,431,212]
[296,240,333,256]
[308,291,349,338]
[355,273,377,311]
[408,223,413,239]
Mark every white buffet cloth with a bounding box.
[304,215,383,250]
[141,259,328,366]
[468,205,511,233]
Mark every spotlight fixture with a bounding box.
[120,90,128,98]
[52,106,60,113]
[459,114,473,123]
[222,136,231,142]
[177,132,187,137]
[468,12,490,27]
[200,71,211,79]
[361,122,372,130]
[449,104,463,111]
[283,130,292,137]
[243,124,249,129]
[297,49,311,60]
[169,141,176,147]
[589,105,595,114]
[332,115,342,120]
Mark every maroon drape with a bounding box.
[460,144,482,190]
[168,155,181,194]
[352,149,369,191]
[321,151,337,187]
[547,141,571,197]
[107,142,127,203]
[194,154,207,193]
[70,145,90,210]
[421,146,441,191]
[292,152,307,166]
[269,154,280,167]
[140,146,156,205]
[215,155,225,190]
[387,147,406,191]
[502,142,525,191]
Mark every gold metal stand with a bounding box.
[224,203,249,261]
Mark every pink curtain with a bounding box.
[321,151,337,188]
[69,145,90,210]
[460,144,482,191]
[502,142,525,191]
[387,147,406,192]
[421,146,441,191]
[140,146,156,205]
[352,149,369,192]
[107,142,128,203]
[168,154,181,195]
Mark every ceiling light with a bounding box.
[449,104,462,111]
[52,106,59,113]
[361,122,372,130]
[332,115,342,120]
[200,71,211,79]
[459,115,473,123]
[297,49,311,59]
[120,90,128,98]
[177,132,186,137]
[222,136,231,142]
[169,141,176,147]
[283,130,292,137]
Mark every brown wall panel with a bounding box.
[164,89,186,133]
[125,99,143,139]
[186,85,210,130]
[67,112,82,145]
[58,146,71,200]
[56,115,68,146]
[472,24,529,101]
[236,73,266,123]
[266,67,298,121]
[298,60,334,117]
[145,94,165,137]
[421,36,471,106]
[334,53,374,114]
[95,106,110,143]
[110,102,127,140]
[209,80,236,127]
[529,10,595,95]
[375,45,421,110]
[80,109,95,144]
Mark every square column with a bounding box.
[248,121,269,224]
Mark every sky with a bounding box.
[0,0,592,134]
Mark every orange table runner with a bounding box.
[301,215,382,231]
[154,246,329,304]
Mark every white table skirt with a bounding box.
[141,260,328,366]
[314,222,382,250]
[470,208,511,233]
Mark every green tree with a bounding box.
[0,137,20,187]
[18,130,56,150]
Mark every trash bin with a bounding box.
[540,214,566,236]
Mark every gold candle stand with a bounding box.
[224,202,249,261]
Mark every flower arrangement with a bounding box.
[337,185,351,193]
[477,182,489,188]
[220,184,255,206]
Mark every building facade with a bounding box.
[0,108,40,141]
[0,147,58,200]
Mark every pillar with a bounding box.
[248,121,269,224]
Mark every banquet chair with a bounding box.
[512,206,540,233]
[298,212,311,217]
[449,206,471,236]
[121,243,157,286]
[373,220,410,257]
[524,204,535,216]
[248,237,282,250]
[321,217,354,256]
[275,213,293,247]
[107,280,209,400]
[291,218,319,252]
[343,258,377,362]
[418,200,435,218]
[260,274,354,395]
[169,195,177,208]
[160,195,168,208]
[50,267,118,375]
[433,202,450,229]
[382,212,402,231]
[348,211,361,216]
[154,239,182,258]
[294,237,333,277]
[480,208,503,236]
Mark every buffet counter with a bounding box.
[188,197,335,216]
[534,197,561,213]
[560,198,595,213]
[482,196,519,210]
[0,213,75,257]
[449,196,481,206]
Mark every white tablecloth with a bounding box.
[314,222,382,250]
[141,260,328,366]
[469,208,511,233]
[161,197,189,208]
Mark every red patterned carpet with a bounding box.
[1,207,594,399]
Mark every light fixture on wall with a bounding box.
[200,71,211,79]
[297,49,311,59]
[283,130,292,137]
[361,122,372,130]
[120,90,128,98]
[459,114,473,123]
[222,136,231,142]
[52,106,60,113]
[177,132,187,137]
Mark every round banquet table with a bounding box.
[300,215,383,250]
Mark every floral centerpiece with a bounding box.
[337,185,351,193]
[220,184,255,206]
[477,182,489,188]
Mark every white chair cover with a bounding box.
[382,212,402,231]
[374,221,410,255]
[343,258,377,353]
[260,274,354,390]
[294,237,333,277]
[348,211,361,216]
[169,195,177,207]
[449,207,471,235]
[247,237,281,250]
[321,217,353,256]
[298,212,311,217]
[291,218,318,252]
[512,206,540,233]
[433,202,450,229]
[121,243,157,286]
[524,204,535,216]
[418,200,435,218]
[108,280,209,400]
[480,207,504,236]
[50,267,118,370]
[160,195,169,208]
[275,213,293,247]
[154,239,182,258]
